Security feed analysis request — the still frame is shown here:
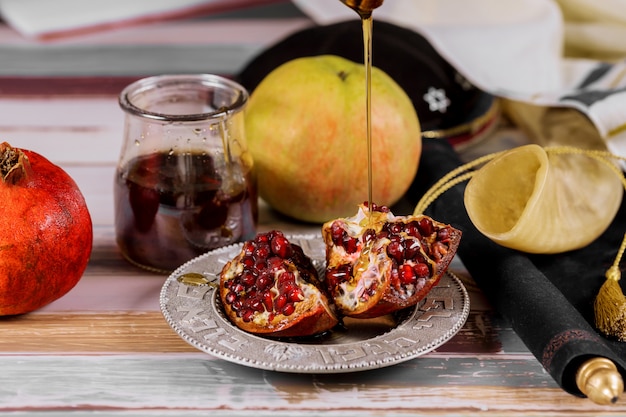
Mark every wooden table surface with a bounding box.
[0,3,625,416]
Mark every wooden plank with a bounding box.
[0,355,619,414]
[0,311,501,354]
[0,312,196,353]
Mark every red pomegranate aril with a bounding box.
[225,291,237,304]
[262,290,273,310]
[267,256,283,271]
[271,234,292,258]
[288,287,304,302]
[363,228,376,243]
[404,239,420,259]
[254,259,267,272]
[277,272,295,289]
[405,221,421,238]
[388,223,403,234]
[438,227,451,242]
[414,263,430,277]
[343,236,359,254]
[246,298,264,312]
[254,244,271,259]
[386,240,404,263]
[243,242,255,256]
[242,309,255,322]
[330,221,344,245]
[418,218,434,236]
[399,264,416,285]
[256,273,272,290]
[282,303,296,316]
[242,256,255,268]
[274,293,287,311]
[240,271,255,287]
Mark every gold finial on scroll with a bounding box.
[576,357,624,405]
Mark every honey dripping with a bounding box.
[340,0,384,227]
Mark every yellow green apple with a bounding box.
[244,54,421,223]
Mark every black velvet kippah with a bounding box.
[236,20,497,146]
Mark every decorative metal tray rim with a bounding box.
[159,234,470,374]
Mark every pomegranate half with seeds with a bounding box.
[322,202,462,319]
[219,230,338,338]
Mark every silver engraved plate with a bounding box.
[160,234,470,373]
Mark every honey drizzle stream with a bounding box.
[341,0,382,226]
[363,14,374,225]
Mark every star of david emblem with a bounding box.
[423,87,451,113]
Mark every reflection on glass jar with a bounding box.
[115,74,258,273]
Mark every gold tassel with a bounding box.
[594,233,626,342]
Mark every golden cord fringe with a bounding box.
[414,145,626,342]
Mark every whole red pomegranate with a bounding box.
[220,230,338,338]
[0,142,93,316]
[322,202,461,318]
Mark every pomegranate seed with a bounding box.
[225,291,237,304]
[242,241,255,256]
[414,263,430,277]
[288,287,304,302]
[330,221,344,245]
[389,223,403,234]
[365,283,377,296]
[267,256,283,271]
[437,227,450,242]
[386,240,404,263]
[271,234,293,258]
[262,290,273,311]
[256,273,272,290]
[275,294,287,311]
[246,298,264,312]
[231,299,243,311]
[363,228,376,244]
[277,271,295,288]
[336,264,352,281]
[240,271,255,287]
[242,256,255,268]
[256,233,270,244]
[399,264,416,285]
[405,221,421,238]
[233,283,245,293]
[281,284,298,298]
[418,218,434,236]
[282,303,296,316]
[326,264,351,287]
[241,309,254,322]
[343,236,359,254]
[254,244,271,259]
[390,268,400,289]
[404,238,420,259]
[254,259,267,272]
